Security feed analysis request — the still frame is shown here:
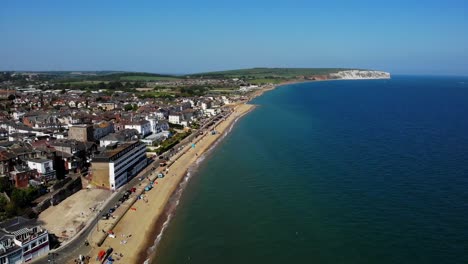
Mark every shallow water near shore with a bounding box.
[153,76,468,264]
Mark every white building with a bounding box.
[140,131,170,146]
[0,230,23,264]
[168,114,182,125]
[12,112,26,121]
[221,96,230,105]
[124,121,151,137]
[27,158,56,181]
[204,108,219,117]
[155,112,165,120]
[0,217,50,263]
[91,141,147,190]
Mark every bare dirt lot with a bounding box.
[38,188,110,242]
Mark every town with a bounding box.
[0,71,271,263]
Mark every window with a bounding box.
[31,242,37,248]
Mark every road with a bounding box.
[32,110,230,263]
[33,159,163,264]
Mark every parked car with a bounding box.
[102,213,110,220]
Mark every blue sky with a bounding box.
[1,0,467,75]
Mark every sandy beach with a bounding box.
[83,102,256,264]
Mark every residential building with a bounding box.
[204,108,219,116]
[26,158,56,182]
[91,141,147,190]
[10,167,37,188]
[68,124,94,142]
[146,118,170,134]
[168,113,182,125]
[0,217,50,263]
[93,121,114,141]
[124,121,151,137]
[0,230,23,264]
[140,131,170,146]
[99,129,138,148]
[98,102,116,111]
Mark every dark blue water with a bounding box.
[154,76,468,264]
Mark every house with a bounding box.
[156,120,170,132]
[204,108,219,117]
[168,113,182,125]
[140,131,170,146]
[98,103,116,111]
[26,158,56,182]
[0,217,50,263]
[124,120,151,137]
[145,118,169,134]
[0,230,23,264]
[93,121,114,141]
[182,109,195,123]
[99,129,139,147]
[10,166,37,188]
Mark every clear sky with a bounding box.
[1,0,467,75]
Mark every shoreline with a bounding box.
[85,100,261,263]
[139,105,256,264]
[134,77,392,263]
[109,80,300,264]
[74,77,386,263]
[135,78,363,263]
[134,82,290,264]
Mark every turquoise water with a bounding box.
[154,76,468,264]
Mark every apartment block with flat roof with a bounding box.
[91,141,147,190]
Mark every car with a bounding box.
[109,208,115,214]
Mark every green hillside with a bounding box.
[186,67,355,79]
[89,72,181,81]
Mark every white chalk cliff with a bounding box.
[329,70,391,80]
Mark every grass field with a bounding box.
[119,76,181,81]
[248,78,284,84]
[68,81,105,86]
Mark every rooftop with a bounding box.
[0,217,39,233]
[92,140,142,161]
[26,157,51,163]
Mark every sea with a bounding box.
[151,76,468,264]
